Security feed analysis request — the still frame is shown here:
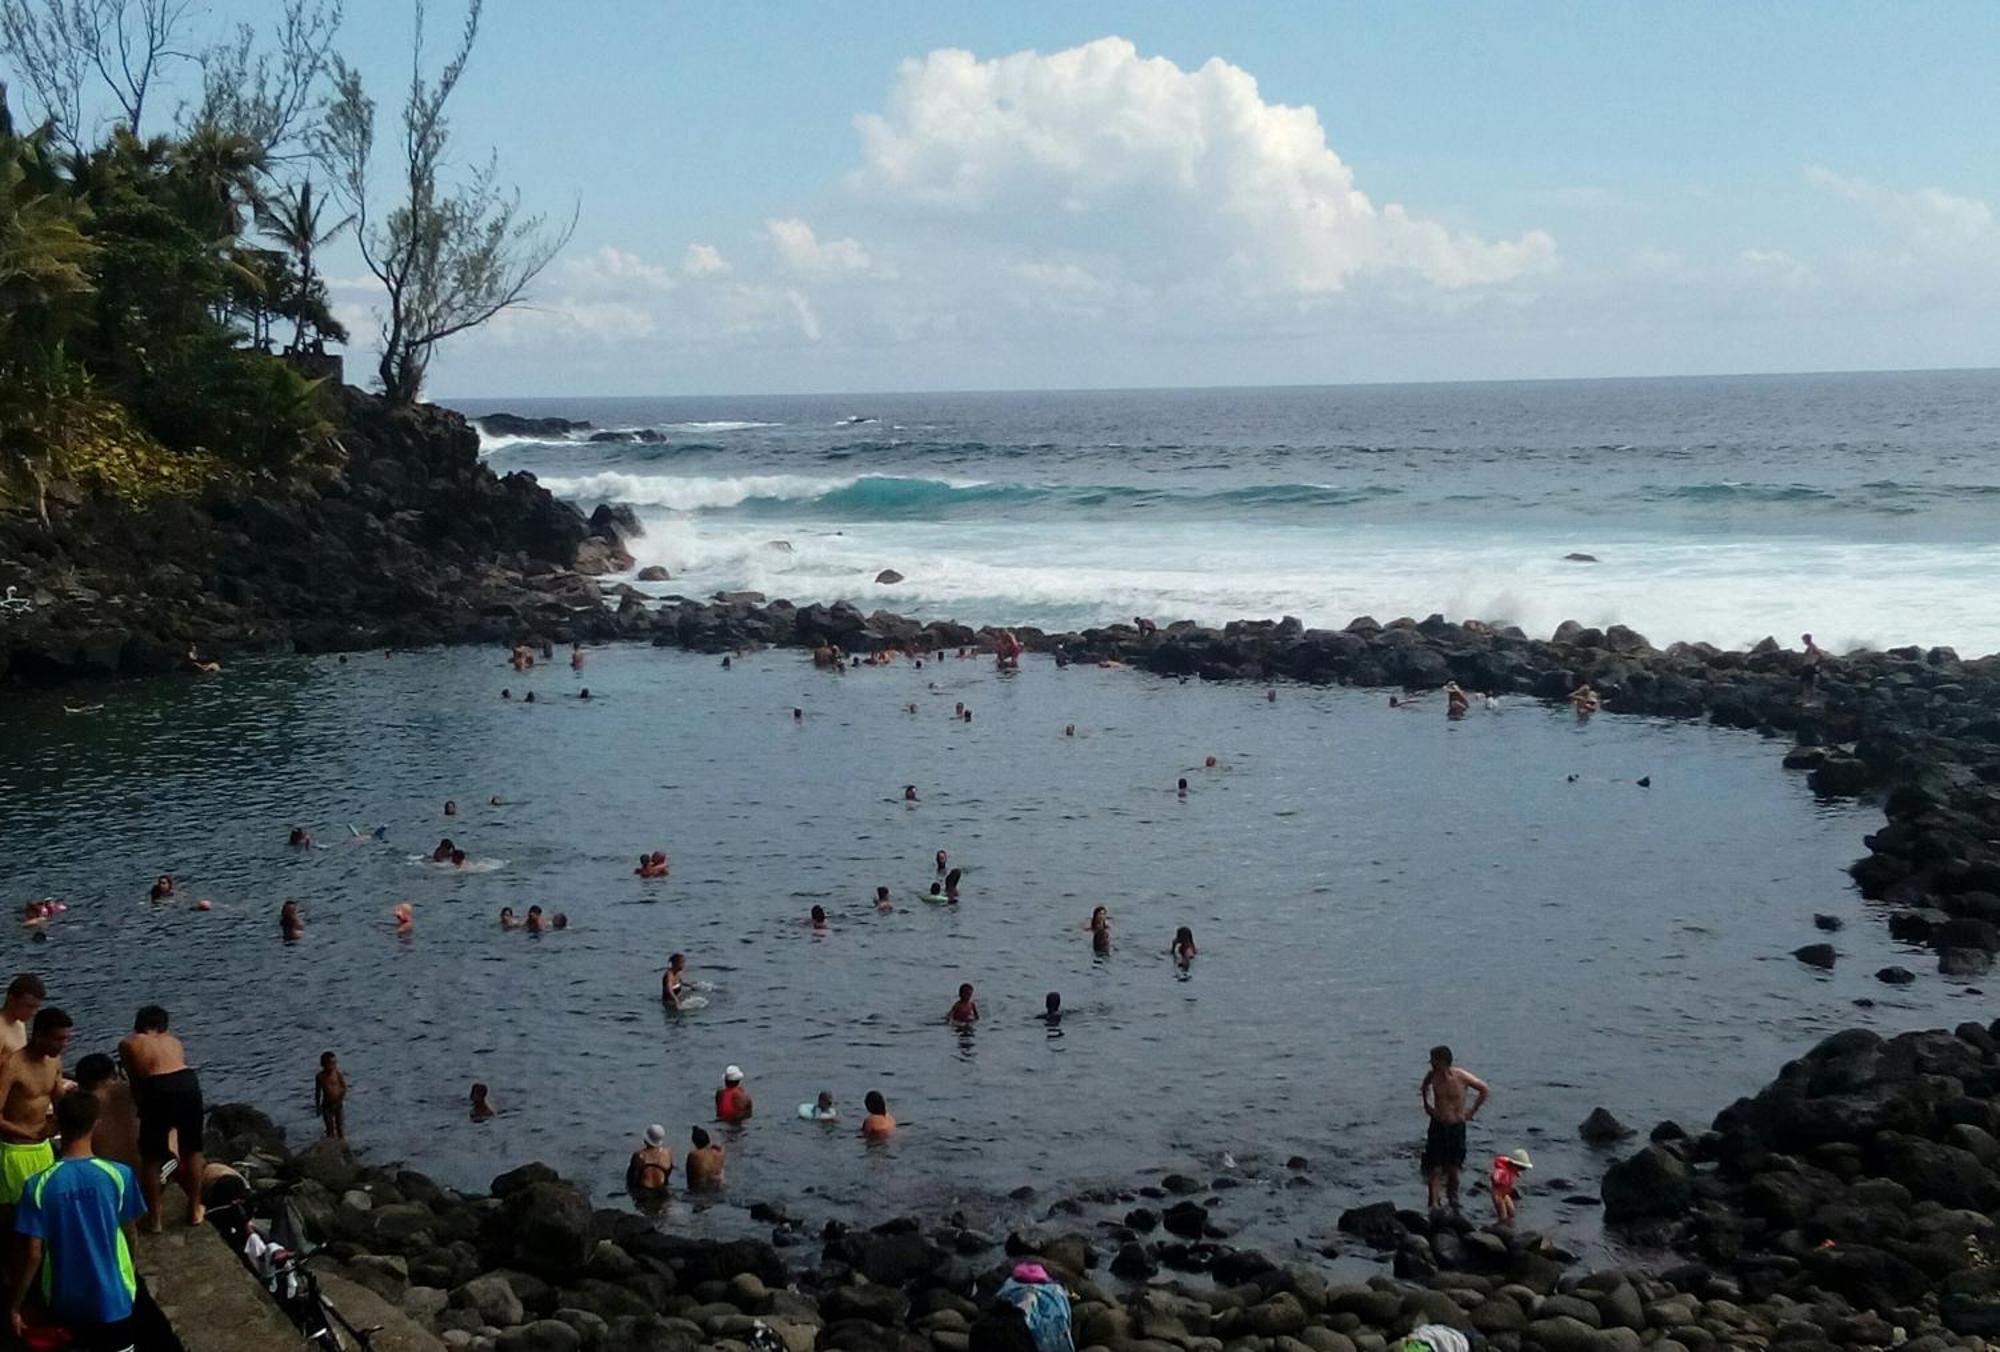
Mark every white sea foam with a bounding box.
[539,471,862,510]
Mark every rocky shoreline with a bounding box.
[199,1021,2000,1352]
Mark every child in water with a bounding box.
[315,1052,347,1139]
[1491,1149,1532,1224]
[469,1083,495,1121]
[1171,926,1198,966]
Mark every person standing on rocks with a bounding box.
[1800,632,1825,701]
[1420,1044,1489,1213]
[0,976,45,1058]
[0,1008,69,1232]
[118,1006,205,1231]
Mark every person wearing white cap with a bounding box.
[1490,1147,1532,1224]
[625,1124,673,1207]
[715,1065,753,1123]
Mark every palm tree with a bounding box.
[257,176,350,351]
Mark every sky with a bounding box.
[18,1,2000,396]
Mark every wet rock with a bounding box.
[1109,1242,1157,1280]
[1601,1145,1693,1222]
[1813,913,1844,931]
[636,566,670,582]
[293,1137,361,1190]
[1161,1200,1208,1239]
[451,1273,526,1328]
[503,1180,595,1280]
[1877,965,1916,984]
[1336,1201,1404,1251]
[1579,1108,1635,1144]
[1793,943,1837,969]
[874,570,904,585]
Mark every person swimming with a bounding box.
[935,850,949,874]
[874,886,893,913]
[432,837,454,863]
[280,900,304,940]
[392,902,413,933]
[944,868,962,901]
[579,688,591,700]
[1171,926,1198,966]
[552,913,568,930]
[1040,992,1063,1025]
[1445,682,1470,718]
[469,1083,495,1121]
[571,643,585,671]
[450,849,467,868]
[289,826,314,848]
[1088,906,1110,952]
[443,799,457,817]
[1177,778,1188,798]
[524,905,544,933]
[810,905,828,930]
[928,882,944,900]
[662,953,686,1010]
[636,851,669,878]
[861,1091,896,1140]
[523,691,536,704]
[903,785,918,802]
[947,983,979,1025]
[149,875,174,903]
[499,907,518,930]
[799,1091,838,1122]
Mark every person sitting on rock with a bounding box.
[685,1127,724,1189]
[715,1066,753,1123]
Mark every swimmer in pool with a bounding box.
[498,907,518,930]
[1087,907,1110,952]
[685,1127,724,1189]
[874,886,894,913]
[947,983,979,1026]
[280,901,304,941]
[861,1091,896,1140]
[469,1083,494,1121]
[662,953,686,1010]
[1171,926,1198,966]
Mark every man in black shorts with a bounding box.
[117,1007,205,1230]
[1419,1045,1489,1212]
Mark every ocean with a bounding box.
[0,646,1975,1261]
[458,369,2000,657]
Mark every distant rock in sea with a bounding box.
[875,569,905,585]
[474,412,591,437]
[1563,552,1599,563]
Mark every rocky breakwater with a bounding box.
[0,389,641,681]
[1601,1023,2000,1347]
[642,601,2000,977]
[202,1051,2000,1352]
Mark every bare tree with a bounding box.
[320,0,573,405]
[0,0,193,145]
[195,0,342,158]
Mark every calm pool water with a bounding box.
[0,645,1972,1260]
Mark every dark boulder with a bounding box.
[1602,1145,1693,1222]
[1579,1107,1636,1144]
[503,1180,595,1280]
[1793,943,1837,969]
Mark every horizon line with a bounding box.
[432,361,2000,406]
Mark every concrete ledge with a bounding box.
[135,1219,308,1352]
[315,1267,445,1352]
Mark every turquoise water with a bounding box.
[0,645,1976,1256]
[464,369,2000,653]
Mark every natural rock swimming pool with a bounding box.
[0,644,1977,1261]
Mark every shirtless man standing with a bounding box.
[1420,1045,1490,1212]
[0,1008,70,1229]
[119,1006,205,1230]
[0,976,44,1059]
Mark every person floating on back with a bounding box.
[1420,1044,1490,1213]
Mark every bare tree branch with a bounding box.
[318,0,575,404]
[195,0,342,158]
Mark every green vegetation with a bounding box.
[0,0,571,522]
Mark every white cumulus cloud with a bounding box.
[682,243,730,276]
[766,218,874,274]
[850,37,1555,296]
